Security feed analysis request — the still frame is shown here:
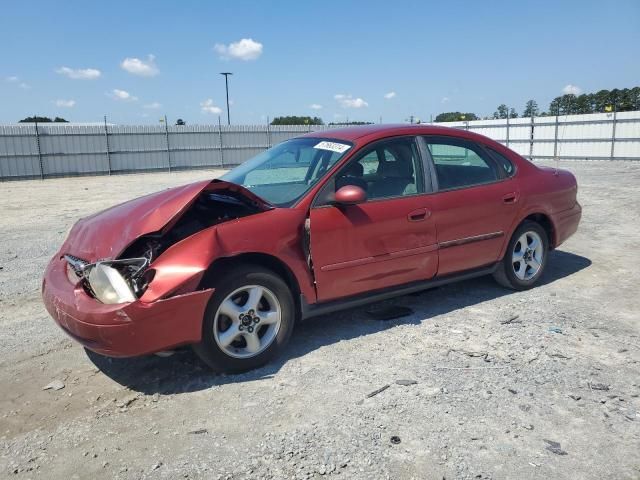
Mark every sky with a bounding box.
[0,0,638,125]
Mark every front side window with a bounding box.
[221,138,352,206]
[332,137,424,201]
[423,137,498,190]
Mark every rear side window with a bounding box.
[423,137,498,190]
[487,148,516,177]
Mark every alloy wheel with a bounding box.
[512,231,544,281]
[213,285,282,359]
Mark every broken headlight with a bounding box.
[65,256,150,304]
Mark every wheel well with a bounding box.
[523,213,555,249]
[199,253,302,316]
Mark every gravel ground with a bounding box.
[0,161,639,480]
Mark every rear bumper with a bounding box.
[554,202,582,247]
[42,256,214,357]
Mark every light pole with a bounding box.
[220,72,232,125]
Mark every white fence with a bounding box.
[0,111,639,180]
[0,124,335,180]
[434,110,640,161]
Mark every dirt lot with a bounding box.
[0,161,639,480]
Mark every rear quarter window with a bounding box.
[487,148,516,177]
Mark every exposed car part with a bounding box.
[120,189,265,263]
[64,255,149,304]
[59,180,271,269]
[63,186,268,305]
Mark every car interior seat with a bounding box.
[369,144,415,198]
[335,161,368,192]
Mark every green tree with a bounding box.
[630,87,640,110]
[176,118,186,126]
[591,90,611,113]
[434,112,478,122]
[574,94,593,114]
[549,98,561,116]
[509,108,518,118]
[493,104,509,119]
[523,100,539,117]
[616,88,632,111]
[271,116,323,125]
[19,116,53,123]
[559,94,578,115]
[19,116,69,123]
[609,89,621,109]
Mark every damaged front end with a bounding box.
[60,180,272,305]
[64,255,152,304]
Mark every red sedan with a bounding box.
[42,125,581,372]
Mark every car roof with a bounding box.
[299,123,489,143]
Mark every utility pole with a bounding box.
[220,72,232,125]
[103,115,111,175]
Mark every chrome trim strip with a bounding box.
[438,231,504,249]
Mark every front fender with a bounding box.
[140,226,223,302]
[140,208,316,304]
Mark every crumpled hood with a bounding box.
[60,179,269,261]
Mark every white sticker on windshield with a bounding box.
[313,141,351,154]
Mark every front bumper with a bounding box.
[42,255,214,357]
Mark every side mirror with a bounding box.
[334,185,367,206]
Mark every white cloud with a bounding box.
[562,84,582,95]
[309,104,323,110]
[200,98,222,114]
[56,66,101,80]
[214,38,263,61]
[6,76,30,89]
[143,101,162,109]
[54,99,75,108]
[334,94,368,109]
[121,55,159,77]
[110,89,138,101]
[441,96,450,103]
[384,91,396,99]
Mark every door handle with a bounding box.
[408,208,431,222]
[502,192,519,204]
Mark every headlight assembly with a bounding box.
[87,262,137,304]
[65,255,149,304]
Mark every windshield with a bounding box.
[221,138,352,206]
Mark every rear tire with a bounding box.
[493,221,548,290]
[193,264,295,373]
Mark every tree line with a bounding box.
[18,116,69,123]
[436,86,640,122]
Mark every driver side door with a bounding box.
[309,136,438,302]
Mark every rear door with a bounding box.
[309,136,438,302]
[420,135,520,275]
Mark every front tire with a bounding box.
[193,265,295,373]
[493,221,548,290]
